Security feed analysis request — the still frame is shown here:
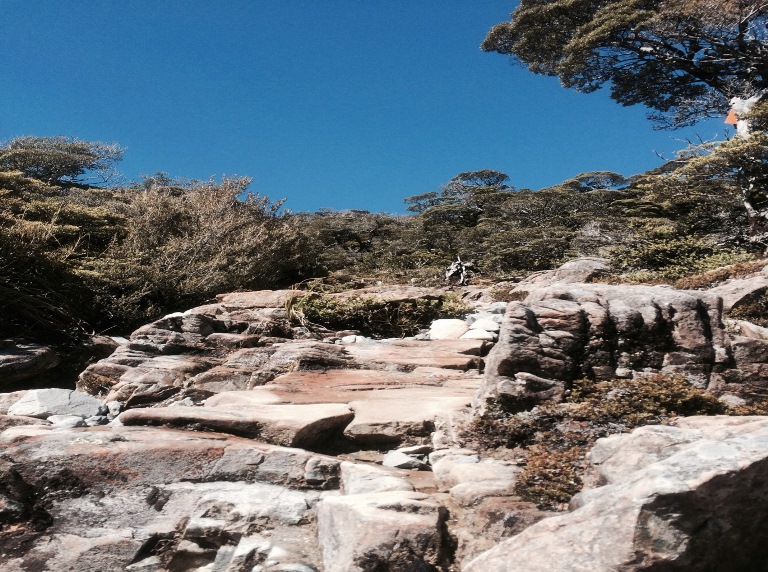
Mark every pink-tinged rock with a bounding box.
[464,416,768,572]
[345,338,486,371]
[119,402,353,448]
[264,369,444,404]
[511,257,611,295]
[0,413,48,431]
[204,333,261,348]
[345,388,473,445]
[203,390,286,407]
[216,289,306,309]
[185,366,253,392]
[0,390,28,414]
[709,275,768,312]
[0,424,334,489]
[316,491,449,572]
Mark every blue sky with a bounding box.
[1,0,727,213]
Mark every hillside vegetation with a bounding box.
[1,130,766,344]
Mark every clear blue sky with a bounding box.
[1,0,727,213]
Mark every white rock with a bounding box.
[382,450,429,470]
[429,319,470,340]
[48,414,86,428]
[340,461,414,495]
[469,318,501,332]
[316,491,447,572]
[460,329,496,341]
[8,389,105,419]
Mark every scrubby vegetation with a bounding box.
[287,285,470,338]
[466,375,731,509]
[1,124,767,346]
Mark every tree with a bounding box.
[405,169,513,216]
[0,136,124,186]
[482,0,768,128]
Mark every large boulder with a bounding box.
[7,388,104,419]
[510,257,610,296]
[463,416,768,572]
[316,491,449,572]
[0,424,336,571]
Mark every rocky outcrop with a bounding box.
[3,271,768,571]
[476,282,767,410]
[0,424,337,571]
[316,491,449,572]
[464,416,768,571]
[509,257,610,296]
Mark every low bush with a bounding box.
[466,374,727,509]
[289,290,470,338]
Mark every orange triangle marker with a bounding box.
[725,108,738,125]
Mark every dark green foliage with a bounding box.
[483,0,768,128]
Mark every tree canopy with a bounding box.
[0,136,124,186]
[482,0,768,128]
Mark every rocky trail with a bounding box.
[2,258,768,571]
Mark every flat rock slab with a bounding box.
[216,289,306,309]
[261,369,451,404]
[8,388,105,419]
[119,403,353,448]
[1,424,338,490]
[345,338,487,371]
[345,388,474,445]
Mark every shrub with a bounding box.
[86,176,320,330]
[289,290,470,338]
[467,374,727,509]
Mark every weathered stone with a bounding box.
[345,389,472,446]
[0,340,59,384]
[8,388,104,419]
[204,332,261,348]
[316,491,448,572]
[429,319,470,340]
[339,461,414,495]
[216,289,305,309]
[0,390,27,414]
[709,275,768,312]
[464,416,768,572]
[511,257,610,295]
[345,338,486,371]
[478,283,736,410]
[119,402,354,448]
[0,413,47,431]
